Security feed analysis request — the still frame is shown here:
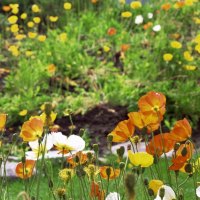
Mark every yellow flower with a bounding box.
[27,21,35,28]
[38,35,46,42]
[32,4,40,13]
[121,11,132,18]
[103,45,110,52]
[20,13,27,20]
[195,44,200,53]
[149,180,164,195]
[128,150,154,167]
[8,15,18,24]
[193,34,200,44]
[183,51,193,61]
[0,114,7,131]
[12,7,19,14]
[19,109,28,116]
[10,24,19,33]
[28,32,37,39]
[49,16,58,22]
[58,33,67,42]
[193,17,200,24]
[170,41,182,49]
[15,34,26,40]
[184,65,197,71]
[130,1,142,9]
[64,2,72,10]
[59,168,74,182]
[185,0,195,6]
[8,45,19,56]
[47,64,56,74]
[25,51,34,57]
[40,111,57,125]
[33,17,41,24]
[119,0,126,4]
[163,53,173,62]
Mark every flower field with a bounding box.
[0,0,200,199]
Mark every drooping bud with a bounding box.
[106,167,111,179]
[119,162,125,170]
[125,173,135,200]
[159,187,165,199]
[184,163,193,173]
[93,144,99,153]
[107,134,113,143]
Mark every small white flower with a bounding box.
[148,12,153,19]
[196,186,200,197]
[154,185,176,200]
[153,24,161,32]
[135,15,143,25]
[52,132,85,154]
[27,134,53,159]
[106,192,120,200]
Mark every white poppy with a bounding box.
[196,186,200,197]
[148,12,153,19]
[152,25,161,32]
[106,192,120,200]
[27,134,53,159]
[154,185,176,200]
[52,132,85,154]
[135,15,143,25]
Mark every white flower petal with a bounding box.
[43,134,53,151]
[154,185,176,200]
[52,132,68,146]
[29,140,39,150]
[67,135,85,152]
[135,15,143,24]
[106,192,120,200]
[196,186,200,197]
[148,12,153,19]
[153,25,161,32]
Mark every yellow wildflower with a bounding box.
[59,168,74,182]
[27,21,35,28]
[32,4,40,13]
[15,34,26,40]
[47,64,56,75]
[10,24,19,33]
[49,16,58,22]
[183,51,193,61]
[163,53,173,62]
[58,33,67,42]
[19,110,28,116]
[20,13,27,20]
[25,51,34,57]
[64,2,72,10]
[121,11,132,18]
[103,45,110,52]
[38,35,46,42]
[170,41,182,49]
[8,15,18,24]
[28,32,37,39]
[130,1,142,9]
[185,0,195,6]
[119,0,126,4]
[33,17,41,24]
[184,65,197,71]
[195,44,200,53]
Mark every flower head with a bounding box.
[121,11,132,18]
[32,4,40,13]
[106,192,120,200]
[64,2,72,10]
[149,180,164,195]
[135,15,143,25]
[109,119,135,142]
[130,1,142,9]
[154,185,176,200]
[20,117,44,142]
[107,27,117,36]
[59,168,74,182]
[170,41,182,49]
[52,132,85,154]
[100,166,120,180]
[16,160,35,179]
[128,150,154,167]
[163,53,173,62]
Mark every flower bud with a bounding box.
[107,134,113,143]
[119,162,125,170]
[148,188,154,196]
[184,163,193,173]
[125,173,135,200]
[117,146,125,160]
[93,144,99,153]
[79,128,85,137]
[106,167,111,178]
[159,187,165,199]
[181,147,187,157]
[44,102,52,117]
[174,143,180,151]
[144,178,149,186]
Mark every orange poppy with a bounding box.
[100,166,120,180]
[169,155,188,171]
[109,119,135,142]
[161,3,171,11]
[128,111,160,133]
[16,160,35,179]
[67,151,88,167]
[169,118,192,142]
[146,133,176,157]
[0,113,7,131]
[20,117,44,142]
[138,91,166,124]
[121,44,130,52]
[107,27,117,36]
[143,22,153,30]
[90,181,105,200]
[175,142,194,160]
